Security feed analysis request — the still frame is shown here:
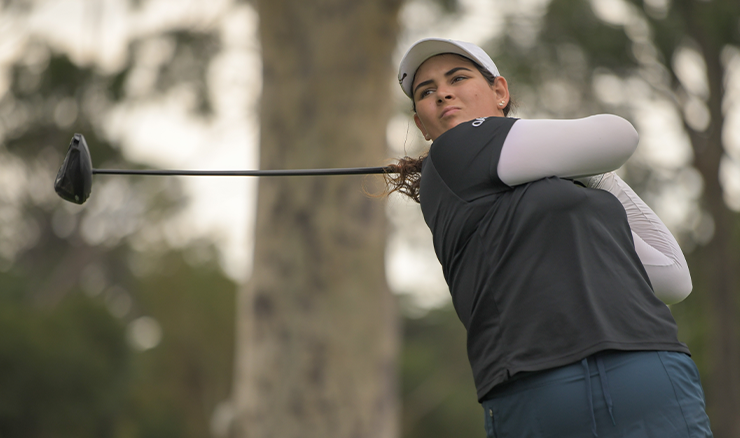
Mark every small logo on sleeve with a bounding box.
[472,118,486,127]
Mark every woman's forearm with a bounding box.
[592,172,693,304]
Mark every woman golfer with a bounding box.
[390,38,713,437]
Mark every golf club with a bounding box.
[54,134,395,205]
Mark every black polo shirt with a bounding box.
[419,116,689,401]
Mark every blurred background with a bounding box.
[0,0,739,437]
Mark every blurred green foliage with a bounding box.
[0,249,236,438]
[0,293,128,437]
[399,300,482,438]
[0,9,236,436]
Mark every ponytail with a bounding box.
[383,154,426,203]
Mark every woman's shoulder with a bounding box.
[425,117,518,192]
[439,116,518,140]
[431,116,518,157]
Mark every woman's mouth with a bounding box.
[441,106,460,118]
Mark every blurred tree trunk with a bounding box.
[232,0,402,437]
[681,2,740,436]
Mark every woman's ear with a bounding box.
[414,114,432,141]
[492,76,510,108]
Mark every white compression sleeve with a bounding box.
[592,173,693,304]
[497,115,639,186]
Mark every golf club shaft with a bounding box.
[92,166,395,177]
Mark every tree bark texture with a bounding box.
[232,1,402,437]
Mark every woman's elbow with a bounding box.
[594,114,639,162]
[652,268,693,305]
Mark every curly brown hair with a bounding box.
[382,154,427,203]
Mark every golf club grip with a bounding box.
[92,166,396,177]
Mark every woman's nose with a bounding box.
[436,89,453,102]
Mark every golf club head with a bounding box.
[54,133,93,204]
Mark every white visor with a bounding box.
[398,38,500,98]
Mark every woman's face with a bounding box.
[412,54,509,141]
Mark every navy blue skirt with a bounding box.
[481,350,713,437]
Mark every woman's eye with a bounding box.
[420,89,434,98]
[452,76,466,83]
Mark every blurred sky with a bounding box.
[2,0,739,310]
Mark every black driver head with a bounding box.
[54,133,93,204]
